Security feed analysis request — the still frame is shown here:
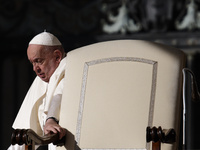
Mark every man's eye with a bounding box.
[36,59,44,64]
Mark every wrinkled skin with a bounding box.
[27,44,61,82]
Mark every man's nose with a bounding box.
[33,64,41,73]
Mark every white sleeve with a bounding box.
[46,78,64,121]
[46,94,62,121]
[7,145,25,150]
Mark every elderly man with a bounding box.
[8,32,67,150]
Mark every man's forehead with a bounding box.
[27,45,46,60]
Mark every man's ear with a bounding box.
[54,50,62,63]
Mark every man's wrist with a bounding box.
[46,117,59,124]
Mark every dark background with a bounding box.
[1,0,200,149]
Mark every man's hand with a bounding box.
[43,118,66,139]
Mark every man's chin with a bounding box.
[39,76,49,83]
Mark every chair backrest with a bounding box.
[58,40,186,150]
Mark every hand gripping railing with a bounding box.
[11,129,66,150]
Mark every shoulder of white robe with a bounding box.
[12,76,47,129]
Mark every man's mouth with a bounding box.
[38,73,45,78]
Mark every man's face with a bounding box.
[27,44,60,82]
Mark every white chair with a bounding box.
[57,40,186,150]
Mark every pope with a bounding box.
[8,31,67,150]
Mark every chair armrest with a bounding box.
[146,126,176,143]
[11,129,65,147]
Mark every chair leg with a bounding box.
[152,141,161,150]
[25,145,29,150]
[25,145,33,150]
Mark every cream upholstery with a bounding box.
[58,40,186,150]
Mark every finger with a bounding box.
[54,126,62,133]
[59,128,66,139]
[50,128,59,134]
[59,131,64,139]
[44,129,50,135]
[46,127,58,134]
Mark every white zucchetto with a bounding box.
[29,31,62,46]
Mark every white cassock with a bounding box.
[8,57,67,150]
